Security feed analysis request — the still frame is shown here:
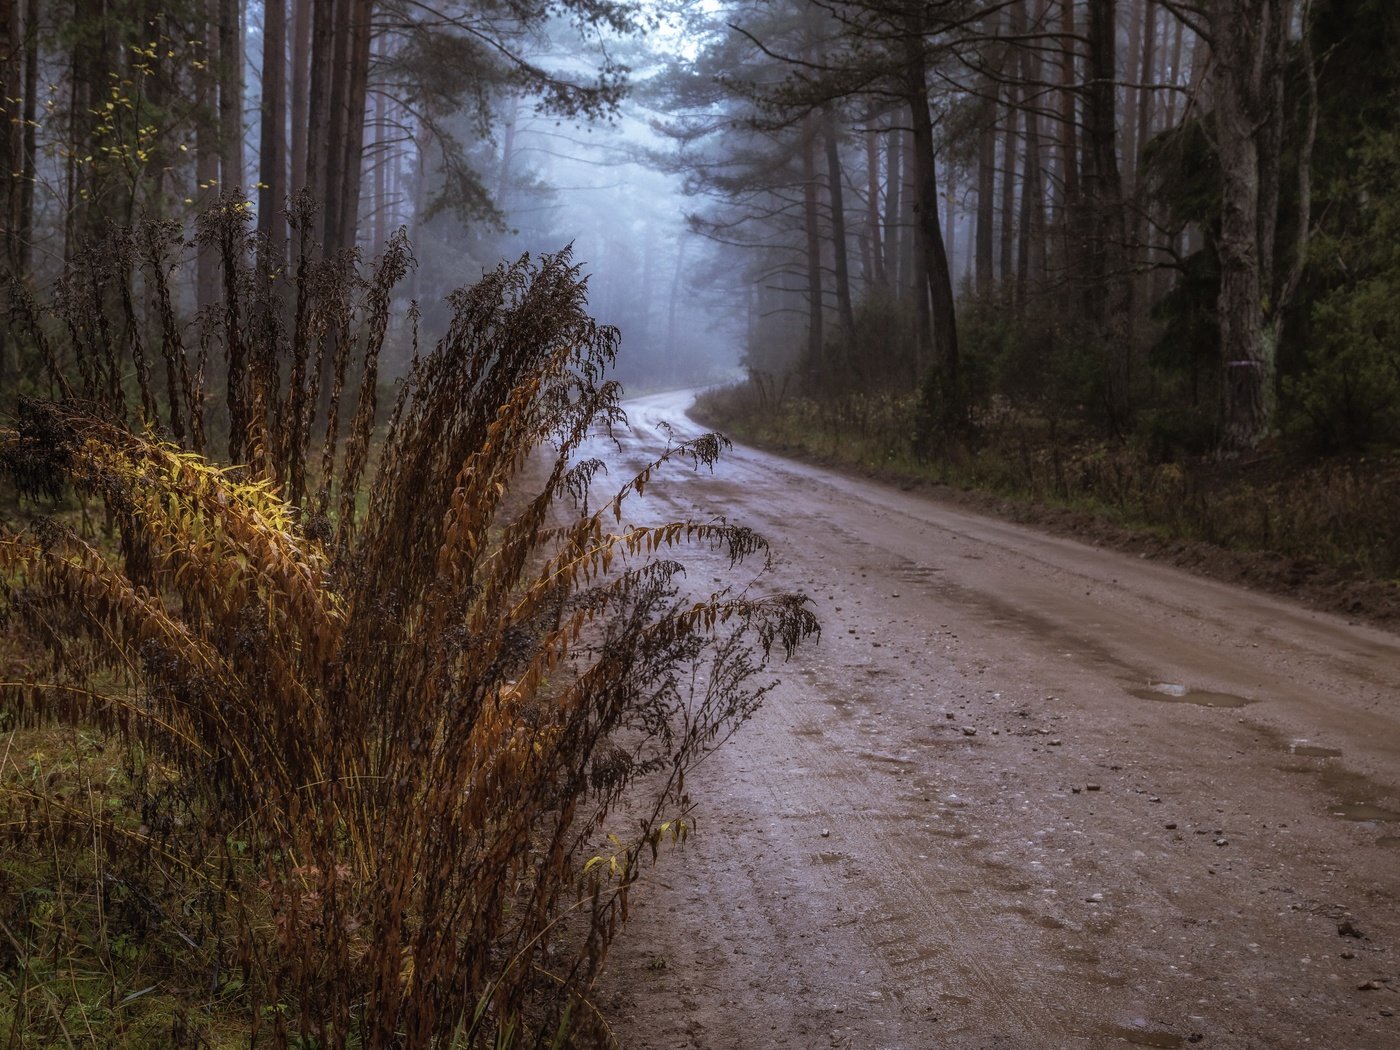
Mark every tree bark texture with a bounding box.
[1132,1,1159,317]
[945,161,957,290]
[258,0,287,254]
[305,0,335,243]
[883,125,901,288]
[998,1,1023,288]
[1083,0,1131,422]
[218,0,244,193]
[975,107,995,296]
[2,0,20,271]
[196,0,220,304]
[372,72,387,251]
[333,0,373,253]
[898,127,915,307]
[289,0,311,193]
[1058,0,1080,213]
[866,119,886,287]
[902,23,960,426]
[1017,0,1046,308]
[801,115,824,367]
[822,104,856,347]
[1209,0,1290,451]
[1121,0,1143,195]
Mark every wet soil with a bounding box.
[594,391,1400,1049]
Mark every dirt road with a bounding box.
[595,390,1400,1050]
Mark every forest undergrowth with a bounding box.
[693,380,1400,621]
[0,199,817,1048]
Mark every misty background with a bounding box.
[254,0,747,393]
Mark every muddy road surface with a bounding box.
[594,390,1400,1050]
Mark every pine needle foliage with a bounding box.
[0,199,817,1046]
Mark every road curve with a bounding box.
[597,390,1400,1050]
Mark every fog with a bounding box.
[384,10,743,395]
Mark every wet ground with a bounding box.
[594,391,1400,1049]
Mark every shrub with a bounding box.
[0,202,816,1046]
[1283,123,1400,453]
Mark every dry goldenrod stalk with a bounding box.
[1,207,816,1047]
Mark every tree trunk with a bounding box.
[899,127,915,308]
[1058,0,1080,216]
[1155,9,1184,305]
[666,236,687,358]
[0,0,17,382]
[1134,0,1158,181]
[866,118,886,287]
[372,68,387,251]
[1016,1,1046,308]
[1255,7,1286,298]
[883,125,901,288]
[141,0,172,219]
[945,161,957,290]
[998,106,1016,289]
[497,96,518,200]
[822,104,856,347]
[1210,0,1292,451]
[1084,0,1131,422]
[196,0,220,305]
[911,204,930,376]
[1132,1,1158,316]
[998,2,1023,288]
[290,0,311,193]
[333,0,372,253]
[68,0,112,255]
[1163,12,1185,128]
[406,115,431,301]
[305,0,336,244]
[17,0,36,272]
[1121,0,1143,196]
[219,0,244,195]
[320,0,349,249]
[636,220,654,349]
[2,0,20,272]
[801,117,824,367]
[258,0,287,254]
[903,28,960,428]
[975,111,995,297]
[1015,109,1042,308]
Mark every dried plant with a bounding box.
[0,200,817,1046]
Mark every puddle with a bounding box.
[1329,802,1400,822]
[1129,682,1251,708]
[1258,724,1399,826]
[1377,835,1400,847]
[1107,1027,1184,1048]
[1289,741,1342,758]
[1314,762,1400,823]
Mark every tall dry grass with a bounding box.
[0,198,816,1046]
